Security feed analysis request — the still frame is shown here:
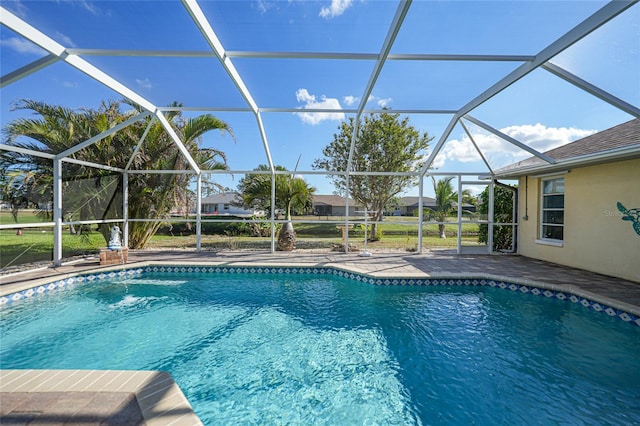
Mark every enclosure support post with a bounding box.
[53,159,63,266]
[512,185,517,253]
[196,173,202,252]
[417,176,424,254]
[457,176,462,254]
[344,174,350,254]
[270,173,276,253]
[488,180,495,253]
[123,172,128,249]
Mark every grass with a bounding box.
[0,209,51,225]
[0,210,107,269]
[0,228,105,269]
[0,211,483,269]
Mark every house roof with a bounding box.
[398,196,474,209]
[201,192,244,205]
[312,195,358,207]
[495,119,640,178]
[397,196,436,207]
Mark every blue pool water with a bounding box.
[1,272,640,425]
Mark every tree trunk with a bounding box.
[277,220,296,251]
[439,223,446,239]
[277,205,296,251]
[369,208,384,241]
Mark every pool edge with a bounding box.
[1,260,639,324]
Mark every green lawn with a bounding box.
[0,211,482,269]
[0,209,51,225]
[0,228,106,269]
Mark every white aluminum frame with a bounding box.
[0,1,637,265]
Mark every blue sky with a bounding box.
[1,0,638,196]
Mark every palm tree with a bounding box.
[2,99,232,248]
[125,103,231,247]
[239,165,315,251]
[2,100,130,237]
[274,173,316,251]
[425,176,458,239]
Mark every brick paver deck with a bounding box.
[4,249,637,308]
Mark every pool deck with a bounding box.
[1,249,639,425]
[0,369,201,425]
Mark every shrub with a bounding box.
[478,185,515,251]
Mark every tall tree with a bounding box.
[1,99,232,248]
[313,112,432,238]
[238,165,315,251]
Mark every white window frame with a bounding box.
[538,176,565,244]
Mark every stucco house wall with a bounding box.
[312,195,362,216]
[517,157,640,282]
[201,192,260,216]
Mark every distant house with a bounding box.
[201,192,264,217]
[312,195,363,216]
[391,197,435,216]
[390,196,475,216]
[312,194,473,217]
[494,118,640,282]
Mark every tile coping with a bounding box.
[0,369,203,425]
[1,261,639,326]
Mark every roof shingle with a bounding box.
[495,119,640,177]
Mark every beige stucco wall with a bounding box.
[517,157,640,282]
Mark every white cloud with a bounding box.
[319,0,353,18]
[52,78,79,89]
[500,123,595,154]
[435,123,597,169]
[431,152,447,170]
[0,31,76,54]
[0,37,46,55]
[55,32,76,48]
[365,95,393,109]
[343,95,357,106]
[136,78,153,90]
[294,88,345,125]
[462,185,487,196]
[78,0,100,15]
[377,97,392,108]
[255,0,274,14]
[256,0,268,13]
[58,0,102,15]
[9,1,28,18]
[6,0,104,21]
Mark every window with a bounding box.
[541,177,564,240]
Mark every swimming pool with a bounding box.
[2,268,640,425]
